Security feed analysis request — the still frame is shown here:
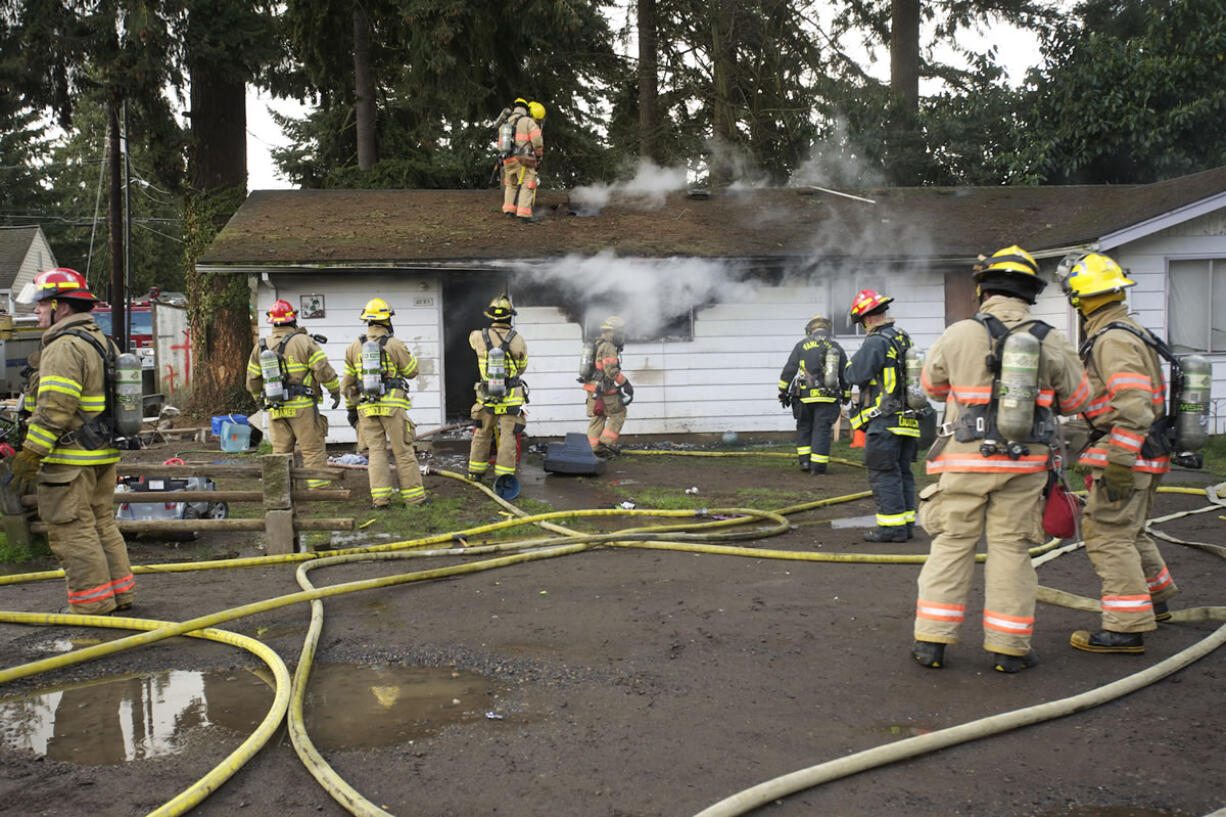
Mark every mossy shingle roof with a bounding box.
[198,166,1226,269]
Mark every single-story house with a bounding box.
[0,225,55,315]
[198,167,1226,442]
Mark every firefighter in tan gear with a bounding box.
[911,247,1091,673]
[341,298,427,508]
[10,268,134,615]
[466,296,529,482]
[584,316,633,457]
[246,299,341,489]
[500,98,545,221]
[1062,253,1179,654]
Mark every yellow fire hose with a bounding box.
[0,471,1222,817]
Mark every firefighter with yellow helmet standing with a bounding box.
[341,298,427,508]
[777,315,849,473]
[584,316,633,457]
[911,247,1090,672]
[10,268,134,615]
[467,296,529,482]
[1062,253,1180,654]
[499,98,545,221]
[246,299,342,489]
[844,289,921,542]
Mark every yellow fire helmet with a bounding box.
[485,295,517,321]
[600,315,625,332]
[1062,253,1135,313]
[528,101,546,121]
[805,314,831,335]
[360,297,394,322]
[972,245,1045,303]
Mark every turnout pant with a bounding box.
[587,392,627,450]
[795,400,840,469]
[38,462,133,615]
[360,409,425,506]
[914,469,1047,656]
[468,403,522,477]
[268,407,331,489]
[502,159,538,218]
[864,429,917,531]
[1083,470,1176,632]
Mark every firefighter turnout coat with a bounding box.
[914,295,1090,656]
[584,335,629,451]
[777,333,849,470]
[467,322,529,477]
[1077,301,1178,632]
[845,319,920,533]
[24,313,133,615]
[502,107,545,218]
[340,324,426,506]
[246,325,341,488]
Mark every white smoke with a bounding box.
[519,250,757,338]
[788,116,886,190]
[570,159,689,213]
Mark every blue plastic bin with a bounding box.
[211,414,249,436]
[219,420,252,452]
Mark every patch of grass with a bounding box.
[0,530,50,564]
[1199,435,1226,478]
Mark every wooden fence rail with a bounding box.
[3,454,356,554]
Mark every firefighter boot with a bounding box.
[809,463,827,475]
[1153,601,1172,622]
[864,527,908,543]
[912,640,945,669]
[993,651,1039,673]
[1070,629,1144,654]
[797,455,809,473]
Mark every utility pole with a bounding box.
[122,101,132,350]
[107,101,127,351]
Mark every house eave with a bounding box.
[1097,191,1226,251]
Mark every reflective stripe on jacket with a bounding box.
[471,323,529,408]
[921,295,1090,475]
[246,326,340,416]
[845,321,918,436]
[1076,303,1169,474]
[340,324,418,415]
[777,335,850,403]
[25,313,119,466]
[584,335,626,396]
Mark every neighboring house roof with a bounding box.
[198,166,1226,270]
[0,226,46,289]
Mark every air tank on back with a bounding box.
[114,353,143,437]
[1174,354,1211,451]
[996,331,1041,441]
[904,346,928,410]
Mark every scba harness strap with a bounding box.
[357,334,409,397]
[1079,321,1177,460]
[948,314,1055,459]
[47,328,120,450]
[259,330,316,400]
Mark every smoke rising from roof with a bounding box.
[518,250,757,338]
[570,160,689,214]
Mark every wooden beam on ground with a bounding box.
[114,462,343,480]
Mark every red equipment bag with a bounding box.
[1042,471,1079,539]
[592,396,605,416]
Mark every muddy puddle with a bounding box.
[0,662,502,764]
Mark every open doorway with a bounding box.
[442,272,508,421]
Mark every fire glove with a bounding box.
[778,390,791,409]
[347,408,359,428]
[330,392,342,410]
[1102,461,1135,503]
[9,446,42,483]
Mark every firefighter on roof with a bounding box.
[583,316,633,457]
[777,314,849,474]
[1062,253,1180,655]
[498,97,545,221]
[844,288,921,542]
[341,298,427,509]
[467,296,529,482]
[246,299,341,489]
[911,246,1089,673]
[11,268,134,615]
